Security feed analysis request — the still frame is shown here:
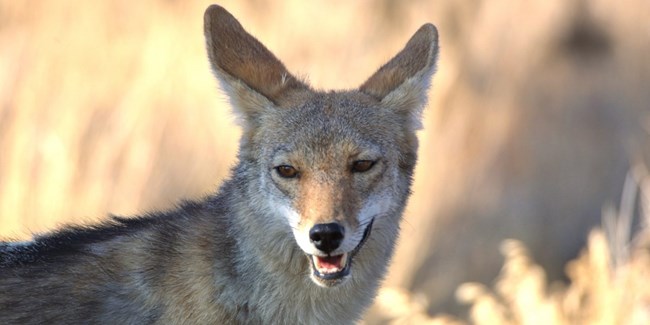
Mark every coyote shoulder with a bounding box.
[0,4,439,324]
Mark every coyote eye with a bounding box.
[275,165,299,178]
[351,160,376,173]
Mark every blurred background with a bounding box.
[1,0,649,323]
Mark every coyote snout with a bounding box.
[309,223,344,253]
[306,220,374,286]
[309,222,349,281]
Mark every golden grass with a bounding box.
[370,166,650,324]
[0,0,238,236]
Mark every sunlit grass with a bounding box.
[370,166,650,324]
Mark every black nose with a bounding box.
[309,223,344,253]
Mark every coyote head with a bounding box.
[204,5,438,287]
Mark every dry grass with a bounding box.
[0,0,238,235]
[370,165,650,324]
[1,0,650,323]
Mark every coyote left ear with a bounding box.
[360,24,439,130]
[204,5,309,125]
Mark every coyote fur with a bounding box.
[0,5,439,324]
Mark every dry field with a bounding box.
[1,0,649,323]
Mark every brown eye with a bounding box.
[275,165,299,178]
[351,160,376,173]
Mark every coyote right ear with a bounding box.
[204,5,308,124]
[360,24,439,131]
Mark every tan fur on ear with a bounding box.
[360,24,439,130]
[204,5,309,117]
[360,24,439,100]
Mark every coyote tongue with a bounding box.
[315,254,346,273]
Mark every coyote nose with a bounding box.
[309,223,344,253]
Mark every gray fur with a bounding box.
[0,5,438,324]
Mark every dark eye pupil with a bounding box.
[276,165,298,178]
[352,160,375,173]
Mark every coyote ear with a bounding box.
[360,24,439,131]
[204,5,308,123]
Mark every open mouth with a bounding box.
[311,252,351,280]
[308,219,374,286]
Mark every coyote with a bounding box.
[0,5,438,324]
